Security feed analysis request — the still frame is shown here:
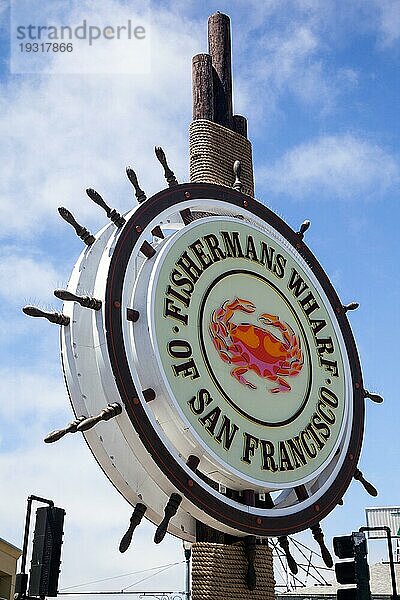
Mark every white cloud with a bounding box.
[0,0,202,240]
[0,438,185,591]
[0,248,60,303]
[0,334,184,591]
[235,21,359,125]
[0,249,67,351]
[259,134,400,200]
[374,0,400,47]
[0,368,64,420]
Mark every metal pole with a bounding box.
[359,525,399,600]
[184,546,191,600]
[21,495,54,572]
[15,495,55,600]
[20,499,33,575]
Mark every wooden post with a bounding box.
[189,13,254,195]
[192,54,214,121]
[192,542,275,600]
[233,114,248,138]
[208,12,233,129]
[190,16,269,599]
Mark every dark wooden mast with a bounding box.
[192,12,248,138]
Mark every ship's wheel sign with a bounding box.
[147,213,348,492]
[23,161,382,565]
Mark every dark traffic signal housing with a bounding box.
[333,532,371,600]
[29,506,65,597]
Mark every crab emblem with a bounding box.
[209,298,303,393]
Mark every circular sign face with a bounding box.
[60,182,364,538]
[142,217,348,488]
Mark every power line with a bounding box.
[122,561,184,591]
[59,562,184,591]
[58,592,184,596]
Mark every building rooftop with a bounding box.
[278,562,399,597]
[0,538,22,558]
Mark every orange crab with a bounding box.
[209,298,303,393]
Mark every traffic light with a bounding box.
[333,532,371,600]
[29,506,65,597]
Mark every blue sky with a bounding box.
[0,0,399,594]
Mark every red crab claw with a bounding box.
[259,313,287,332]
[230,298,256,313]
